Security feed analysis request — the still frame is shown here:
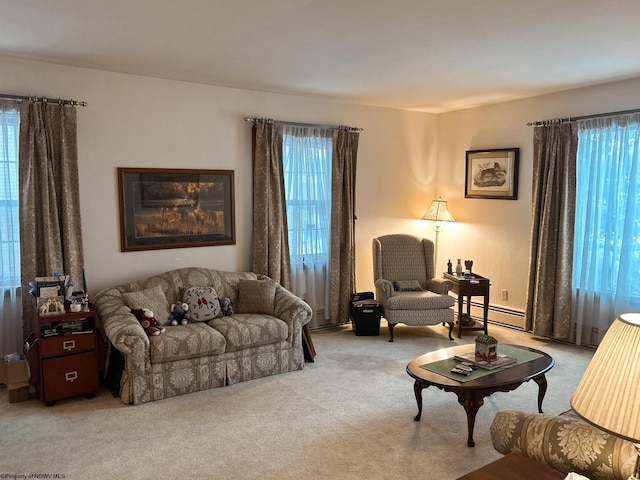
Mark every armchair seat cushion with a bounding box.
[150,323,227,364]
[208,313,288,352]
[386,291,455,310]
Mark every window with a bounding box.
[282,127,332,268]
[573,114,640,343]
[0,103,20,288]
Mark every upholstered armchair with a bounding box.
[372,234,455,342]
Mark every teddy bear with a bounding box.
[131,308,166,336]
[220,297,233,316]
[169,302,190,326]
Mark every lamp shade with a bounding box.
[422,197,455,222]
[570,313,640,443]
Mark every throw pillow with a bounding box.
[393,280,423,291]
[122,285,172,326]
[236,279,276,315]
[183,286,221,322]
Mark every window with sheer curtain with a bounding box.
[282,126,332,321]
[573,114,640,345]
[0,101,22,358]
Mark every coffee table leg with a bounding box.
[456,391,484,447]
[413,380,427,421]
[532,373,548,413]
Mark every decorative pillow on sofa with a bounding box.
[122,285,172,326]
[183,286,221,322]
[393,280,423,291]
[236,279,276,315]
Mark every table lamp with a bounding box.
[570,313,640,480]
[422,196,455,271]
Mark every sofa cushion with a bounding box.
[122,285,172,326]
[236,279,276,314]
[387,290,455,310]
[149,323,227,364]
[393,280,423,291]
[183,286,221,322]
[208,313,288,352]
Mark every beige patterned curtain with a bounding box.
[19,102,84,338]
[525,122,577,339]
[250,122,292,289]
[328,129,359,324]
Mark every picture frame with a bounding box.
[465,148,519,200]
[117,168,235,252]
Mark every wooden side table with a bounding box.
[443,272,490,338]
[27,300,99,406]
[456,453,565,479]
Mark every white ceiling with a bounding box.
[2,0,640,113]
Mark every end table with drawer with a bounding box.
[443,272,490,338]
[28,299,99,406]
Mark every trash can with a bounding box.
[350,292,381,336]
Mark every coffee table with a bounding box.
[406,344,554,447]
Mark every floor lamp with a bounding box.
[571,313,640,480]
[422,196,455,272]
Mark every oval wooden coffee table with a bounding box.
[406,344,554,447]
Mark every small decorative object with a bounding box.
[169,302,190,326]
[447,259,453,275]
[455,259,463,276]
[37,296,66,315]
[465,259,473,274]
[130,308,166,336]
[220,297,233,316]
[70,301,82,313]
[475,334,498,361]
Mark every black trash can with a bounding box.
[350,292,381,336]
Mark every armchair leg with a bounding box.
[388,323,396,342]
[447,321,454,341]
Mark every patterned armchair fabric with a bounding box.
[95,268,312,405]
[490,410,636,480]
[372,234,455,341]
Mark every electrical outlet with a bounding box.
[501,289,508,301]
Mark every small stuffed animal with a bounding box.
[169,302,190,326]
[131,308,166,336]
[220,297,233,316]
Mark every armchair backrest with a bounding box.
[373,234,435,288]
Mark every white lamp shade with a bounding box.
[422,197,455,222]
[570,313,640,443]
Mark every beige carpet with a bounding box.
[0,321,594,480]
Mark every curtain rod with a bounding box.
[244,117,362,132]
[527,107,640,126]
[0,93,88,107]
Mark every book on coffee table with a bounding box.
[453,351,517,370]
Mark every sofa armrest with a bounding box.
[490,410,636,480]
[374,278,394,307]
[94,287,150,374]
[426,278,453,294]
[272,283,312,344]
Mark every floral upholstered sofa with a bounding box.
[94,267,312,405]
[490,410,636,480]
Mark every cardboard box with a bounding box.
[0,358,31,403]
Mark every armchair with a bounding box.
[372,234,455,342]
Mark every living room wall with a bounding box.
[3,54,640,329]
[435,76,640,327]
[0,55,439,302]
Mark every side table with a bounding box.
[443,272,490,338]
[456,453,565,479]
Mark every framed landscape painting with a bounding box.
[117,168,235,251]
[465,148,519,200]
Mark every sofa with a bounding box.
[490,410,636,480]
[94,267,312,405]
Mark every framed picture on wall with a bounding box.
[117,168,236,251]
[465,148,519,200]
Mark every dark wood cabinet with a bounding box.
[28,301,99,406]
